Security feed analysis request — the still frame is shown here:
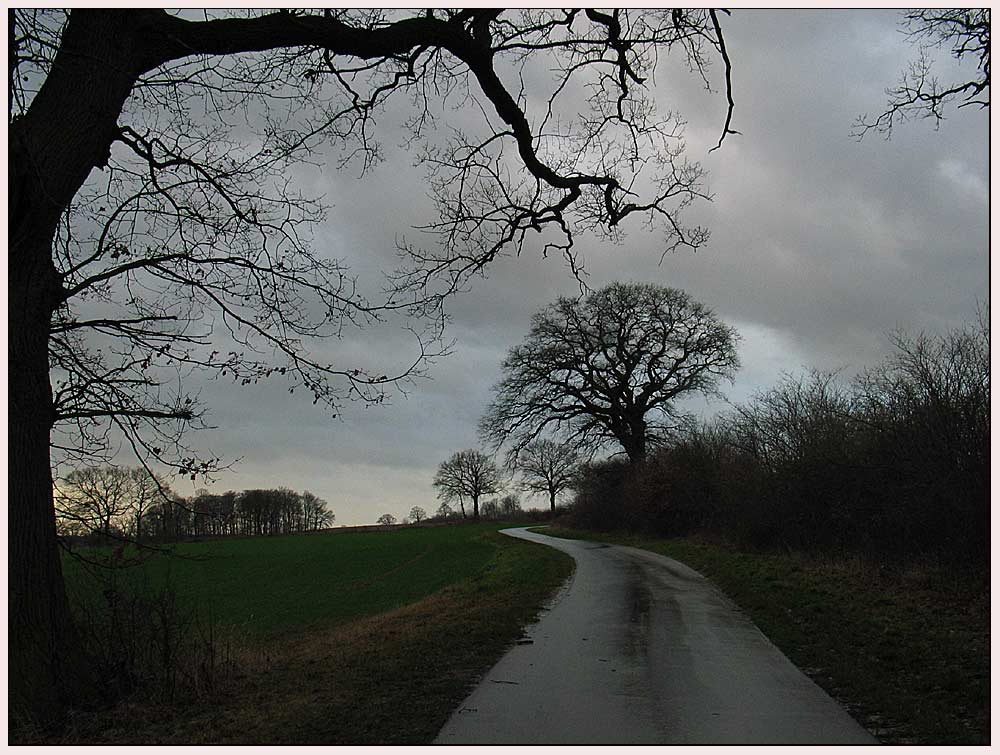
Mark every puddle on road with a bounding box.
[624,561,652,658]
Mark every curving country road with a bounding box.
[435,527,876,745]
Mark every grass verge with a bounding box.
[45,525,573,744]
[542,527,988,745]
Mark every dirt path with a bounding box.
[434,527,876,745]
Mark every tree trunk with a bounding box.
[617,435,645,464]
[549,490,557,517]
[472,494,480,521]
[9,10,158,725]
[8,233,97,727]
[621,416,647,463]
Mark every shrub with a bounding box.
[566,459,630,531]
[67,557,240,708]
[565,316,988,575]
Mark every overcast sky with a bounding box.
[170,9,989,525]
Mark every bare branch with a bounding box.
[855,8,989,139]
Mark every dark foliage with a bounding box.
[566,458,631,532]
[568,317,989,574]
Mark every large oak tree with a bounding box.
[481,282,740,463]
[9,9,734,722]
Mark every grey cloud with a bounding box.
[143,11,987,525]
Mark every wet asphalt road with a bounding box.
[434,527,877,745]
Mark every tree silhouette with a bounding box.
[55,466,164,542]
[9,9,735,723]
[498,493,522,518]
[515,439,580,516]
[302,491,335,531]
[433,450,504,521]
[481,283,740,464]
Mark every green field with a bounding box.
[65,524,504,637]
[542,527,989,745]
[50,523,574,744]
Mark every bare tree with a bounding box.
[302,491,335,531]
[479,493,520,520]
[481,283,740,464]
[188,489,239,537]
[376,513,398,527]
[480,498,501,520]
[123,467,162,543]
[435,501,455,520]
[498,493,522,519]
[408,506,427,524]
[56,466,134,542]
[9,8,736,723]
[855,9,989,138]
[433,449,504,520]
[55,465,169,544]
[726,369,855,475]
[516,439,580,516]
[855,317,989,501]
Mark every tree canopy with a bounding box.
[481,282,740,463]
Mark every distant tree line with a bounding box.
[479,494,523,520]
[569,315,989,573]
[428,493,557,525]
[56,469,334,543]
[431,445,576,521]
